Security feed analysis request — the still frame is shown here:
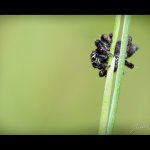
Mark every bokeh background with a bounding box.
[0,15,149,135]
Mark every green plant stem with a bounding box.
[98,15,121,135]
[106,15,131,135]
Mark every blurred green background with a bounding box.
[0,15,149,135]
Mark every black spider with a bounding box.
[90,33,139,77]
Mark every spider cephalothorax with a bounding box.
[90,33,139,77]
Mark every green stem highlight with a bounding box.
[106,15,131,135]
[98,15,121,135]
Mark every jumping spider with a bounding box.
[90,33,139,77]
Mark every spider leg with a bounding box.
[99,69,107,77]
[98,54,108,61]
[114,56,119,72]
[109,32,113,39]
[125,60,134,69]
[101,34,108,42]
[128,36,132,45]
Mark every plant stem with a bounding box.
[98,15,121,135]
[106,15,131,135]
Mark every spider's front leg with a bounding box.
[99,69,107,77]
[125,60,134,69]
[128,36,132,46]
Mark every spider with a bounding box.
[90,33,139,77]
